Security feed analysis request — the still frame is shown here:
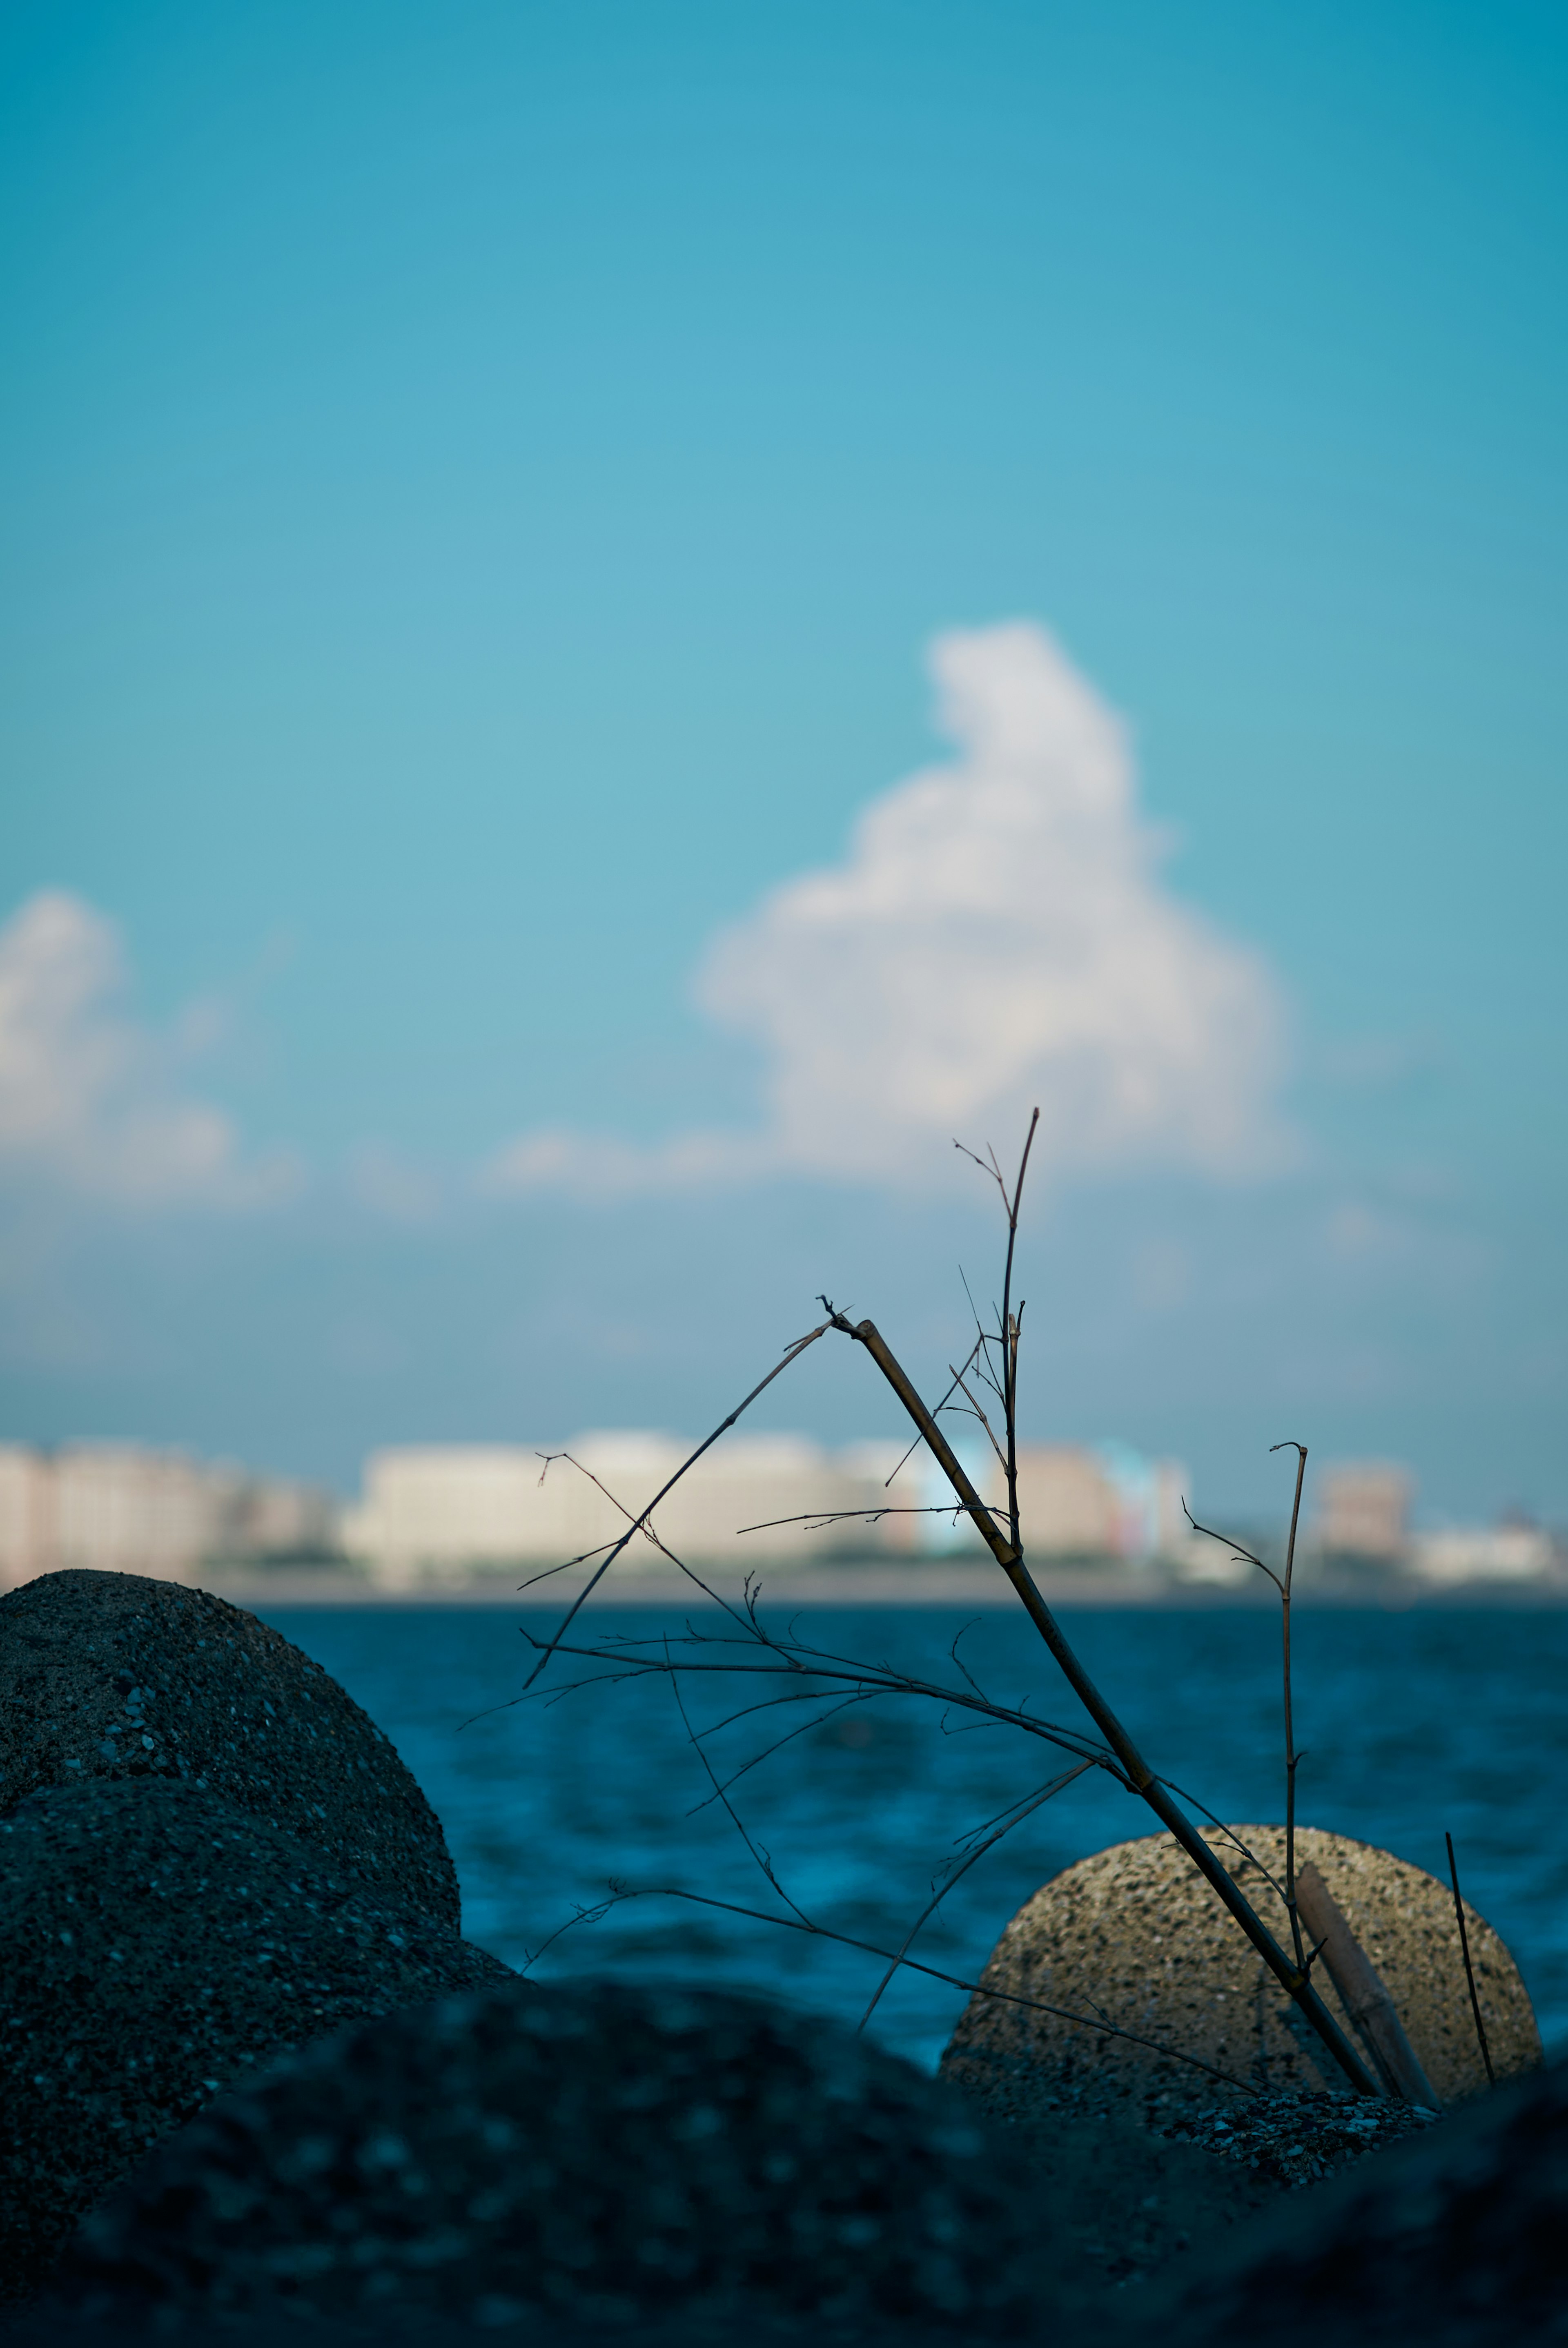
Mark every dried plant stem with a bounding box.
[1272,1440,1308,1969]
[855,1758,1094,2032]
[1446,1831,1497,2088]
[549,1883,1256,2095]
[824,1305,1381,2098]
[1295,1862,1439,2107]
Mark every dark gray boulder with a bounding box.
[0,1778,509,2302]
[1134,2055,1568,2346]
[0,1570,459,1931]
[37,1978,1070,2339]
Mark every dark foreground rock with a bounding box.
[1133,2055,1568,2346]
[0,1569,459,1929]
[0,1778,509,2301]
[32,1978,1072,2340]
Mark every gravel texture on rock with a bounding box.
[37,1978,1071,2339]
[1155,2088,1438,2190]
[1134,2055,1568,2346]
[0,1778,510,2303]
[941,1824,1540,2132]
[0,1570,459,1930]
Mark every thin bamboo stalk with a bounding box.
[1295,1862,1439,2106]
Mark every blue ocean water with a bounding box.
[261,1600,1568,2074]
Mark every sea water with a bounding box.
[261,1599,1568,2074]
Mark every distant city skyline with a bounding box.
[3,1430,1557,1596]
[2,2,1564,1518]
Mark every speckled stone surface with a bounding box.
[1136,2056,1568,2346]
[0,1570,459,1930]
[35,1979,1068,2339]
[941,1825,1541,2130]
[0,1779,509,2303]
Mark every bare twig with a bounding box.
[999,1108,1038,1559]
[856,1759,1094,2031]
[1154,1779,1290,1912]
[688,1690,875,1811]
[1446,1831,1497,2088]
[514,1624,1125,1778]
[735,1503,1010,1537]
[1186,1447,1310,1972]
[664,1646,813,1925]
[534,1881,1257,2094]
[1270,1441,1310,1968]
[515,1321,830,1692]
[948,1359,1010,1475]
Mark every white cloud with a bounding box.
[487,622,1290,1197]
[0,890,295,1207]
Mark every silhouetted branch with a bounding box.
[523,1881,1256,2095]
[857,1759,1094,2031]
[515,1623,1125,1778]
[823,1121,1380,2097]
[515,1320,831,1691]
[511,1113,1384,2102]
[1446,1830,1496,2088]
[1270,1440,1310,1968]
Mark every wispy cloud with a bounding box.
[487,621,1290,1197]
[0,891,297,1208]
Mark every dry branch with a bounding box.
[528,1881,1256,2096]
[1295,1862,1439,2106]
[822,1301,1381,2097]
[1445,1831,1497,2089]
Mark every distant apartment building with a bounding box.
[0,1443,335,1588]
[1411,1523,1558,1584]
[1013,1443,1187,1561]
[1313,1463,1413,1561]
[0,1447,52,1584]
[339,1433,889,1584]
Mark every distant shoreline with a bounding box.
[193,1563,1568,1611]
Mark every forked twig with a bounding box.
[513,1625,1125,1777]
[514,1321,829,1693]
[664,1647,812,1925]
[856,1759,1094,2031]
[1184,1445,1309,1969]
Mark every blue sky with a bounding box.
[1,0,1564,1521]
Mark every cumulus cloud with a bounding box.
[0,890,294,1207]
[486,622,1290,1196]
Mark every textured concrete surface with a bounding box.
[34,1978,1071,2338]
[0,1778,508,2301]
[942,1825,1541,2131]
[1134,2055,1568,2346]
[0,1570,459,1929]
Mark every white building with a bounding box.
[0,1446,53,1584]
[0,1443,336,1588]
[50,1446,218,1577]
[339,1433,892,1585]
[1411,1525,1558,1585]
